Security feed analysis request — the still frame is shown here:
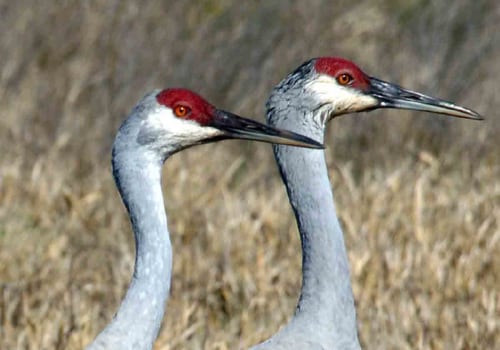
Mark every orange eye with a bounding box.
[174,105,190,118]
[336,73,353,85]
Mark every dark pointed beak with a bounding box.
[209,110,324,149]
[368,77,483,120]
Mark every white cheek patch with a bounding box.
[307,74,378,114]
[147,108,222,142]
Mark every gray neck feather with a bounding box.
[87,122,172,350]
[255,89,360,349]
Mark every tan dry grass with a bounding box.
[1,1,499,349]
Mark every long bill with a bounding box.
[209,109,324,149]
[368,77,483,120]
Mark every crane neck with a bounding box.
[268,107,360,348]
[87,146,172,350]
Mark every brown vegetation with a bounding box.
[0,1,498,349]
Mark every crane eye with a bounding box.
[336,73,353,86]
[174,105,190,118]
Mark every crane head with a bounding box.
[132,88,323,152]
[278,57,482,122]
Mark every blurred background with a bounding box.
[0,1,498,349]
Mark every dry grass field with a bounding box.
[0,1,499,349]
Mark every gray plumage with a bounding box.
[251,61,361,350]
[87,92,173,350]
[251,56,481,349]
[85,88,323,350]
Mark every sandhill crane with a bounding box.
[251,57,482,350]
[86,88,322,350]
